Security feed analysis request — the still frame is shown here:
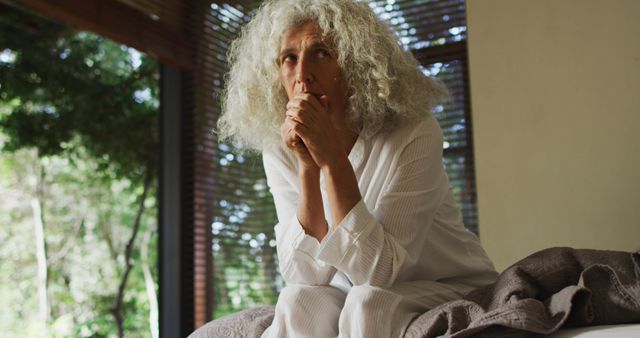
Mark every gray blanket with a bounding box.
[405,247,640,337]
[189,247,640,338]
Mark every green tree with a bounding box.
[0,4,158,178]
[0,4,159,337]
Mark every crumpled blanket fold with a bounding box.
[404,247,640,338]
[188,306,274,338]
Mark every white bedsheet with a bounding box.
[545,324,640,337]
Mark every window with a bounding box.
[367,0,478,232]
[208,0,476,317]
[0,4,160,337]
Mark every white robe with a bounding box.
[261,117,497,337]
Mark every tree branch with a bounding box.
[32,162,50,335]
[111,163,153,338]
[141,226,159,338]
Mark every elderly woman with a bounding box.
[218,0,498,337]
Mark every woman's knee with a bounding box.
[339,285,400,337]
[277,284,311,304]
[277,284,345,310]
[266,285,345,338]
[342,285,394,315]
[341,285,422,338]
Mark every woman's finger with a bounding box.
[283,130,301,149]
[286,108,314,126]
[293,93,324,112]
[281,119,304,144]
[286,98,314,111]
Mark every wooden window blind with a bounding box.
[205,1,282,319]
[208,0,478,320]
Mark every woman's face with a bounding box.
[278,21,348,119]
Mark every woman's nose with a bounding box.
[295,58,314,84]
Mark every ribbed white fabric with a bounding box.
[262,281,477,338]
[261,116,498,337]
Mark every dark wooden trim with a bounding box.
[159,64,186,338]
[443,145,470,156]
[15,0,194,71]
[415,39,479,234]
[189,1,216,328]
[459,40,479,234]
[181,69,197,334]
[413,41,467,63]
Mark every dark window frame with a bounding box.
[414,40,478,233]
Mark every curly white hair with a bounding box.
[217,0,448,150]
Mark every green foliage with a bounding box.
[0,143,159,337]
[0,4,159,337]
[0,4,158,181]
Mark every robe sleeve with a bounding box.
[316,127,448,288]
[263,148,337,285]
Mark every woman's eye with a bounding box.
[282,54,296,63]
[318,49,330,58]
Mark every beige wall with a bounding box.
[466,0,640,271]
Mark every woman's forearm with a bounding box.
[297,167,328,241]
[322,158,362,229]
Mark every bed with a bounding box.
[546,324,640,338]
[188,310,640,337]
[189,248,640,337]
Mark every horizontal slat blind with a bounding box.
[189,1,237,327]
[205,1,282,319]
[368,0,467,49]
